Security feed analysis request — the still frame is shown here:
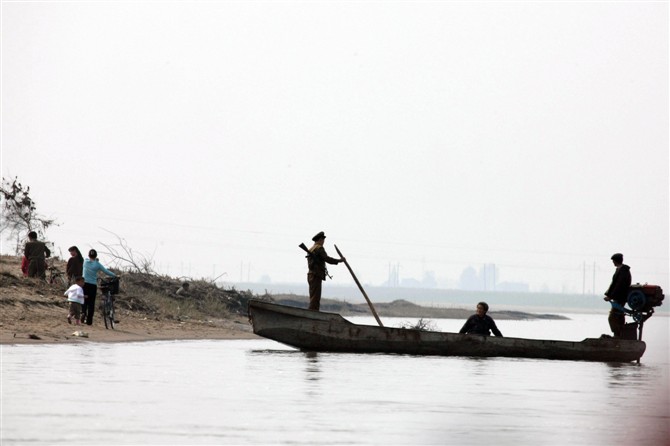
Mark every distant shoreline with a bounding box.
[274,297,570,320]
[231,282,669,315]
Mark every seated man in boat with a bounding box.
[603,253,632,338]
[306,231,345,311]
[459,302,503,337]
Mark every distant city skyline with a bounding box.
[206,260,617,296]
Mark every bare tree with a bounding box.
[98,229,156,274]
[1,176,58,254]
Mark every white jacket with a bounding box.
[64,284,85,305]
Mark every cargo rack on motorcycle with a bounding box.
[622,284,664,342]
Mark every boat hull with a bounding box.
[248,300,646,362]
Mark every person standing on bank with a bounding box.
[66,246,84,285]
[82,249,116,325]
[603,253,632,338]
[459,302,503,337]
[306,231,345,311]
[24,231,51,279]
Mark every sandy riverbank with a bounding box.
[1,255,258,345]
[0,297,258,345]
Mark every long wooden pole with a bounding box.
[334,244,383,327]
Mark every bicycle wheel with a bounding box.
[108,299,115,330]
[56,274,68,288]
[102,295,110,329]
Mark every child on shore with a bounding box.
[64,276,85,325]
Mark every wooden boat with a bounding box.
[248,299,646,362]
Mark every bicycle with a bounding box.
[99,276,120,330]
[45,258,68,288]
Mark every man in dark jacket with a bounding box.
[306,231,344,311]
[459,302,503,337]
[604,253,632,337]
[24,231,50,279]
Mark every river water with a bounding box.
[2,314,668,445]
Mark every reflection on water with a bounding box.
[2,314,669,445]
[303,351,321,381]
[607,362,651,388]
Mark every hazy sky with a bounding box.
[2,1,668,294]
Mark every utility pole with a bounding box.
[593,261,596,295]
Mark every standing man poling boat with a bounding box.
[305,231,345,311]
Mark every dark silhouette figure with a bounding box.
[604,253,632,337]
